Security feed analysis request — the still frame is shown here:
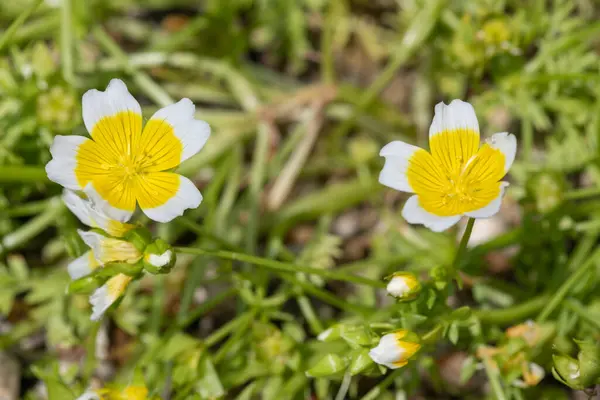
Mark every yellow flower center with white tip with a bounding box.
[408,129,506,216]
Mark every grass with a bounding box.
[1,0,600,399]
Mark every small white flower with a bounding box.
[90,274,132,321]
[379,100,517,232]
[46,78,210,223]
[369,330,421,369]
[386,272,421,300]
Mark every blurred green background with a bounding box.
[1,0,600,399]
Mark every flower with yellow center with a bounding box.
[46,79,210,223]
[368,329,421,369]
[379,100,516,232]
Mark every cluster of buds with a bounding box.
[64,185,176,320]
[553,339,600,390]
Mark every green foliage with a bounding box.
[2,0,600,399]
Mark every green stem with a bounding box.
[320,2,335,84]
[7,198,57,217]
[483,357,508,400]
[538,247,600,322]
[92,27,173,107]
[564,299,600,331]
[0,0,44,52]
[473,295,549,325]
[564,186,600,200]
[83,321,101,384]
[60,0,74,83]
[421,324,443,344]
[204,310,252,347]
[450,218,475,279]
[175,247,385,288]
[149,275,166,333]
[0,166,49,183]
[176,287,237,333]
[359,369,403,400]
[1,199,62,253]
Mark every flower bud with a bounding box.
[143,239,175,274]
[386,272,421,301]
[368,330,421,369]
[552,354,583,390]
[306,354,347,378]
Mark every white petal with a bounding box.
[386,277,410,297]
[82,79,141,136]
[83,184,133,225]
[89,284,112,321]
[369,333,403,365]
[487,132,517,173]
[465,182,509,219]
[62,189,94,227]
[147,250,173,268]
[67,251,97,280]
[89,274,131,321]
[429,99,480,139]
[78,230,140,264]
[148,98,211,164]
[401,195,461,232]
[141,175,202,223]
[45,135,89,190]
[378,141,422,193]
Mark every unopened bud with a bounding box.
[143,239,175,274]
[552,354,583,390]
[386,272,421,301]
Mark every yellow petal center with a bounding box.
[407,128,505,216]
[74,111,183,211]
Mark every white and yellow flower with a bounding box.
[46,78,210,223]
[386,272,421,300]
[368,329,421,369]
[379,100,516,232]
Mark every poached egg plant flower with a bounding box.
[379,100,516,232]
[369,329,421,369]
[46,78,210,223]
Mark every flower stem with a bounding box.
[0,166,49,183]
[450,218,475,281]
[473,294,549,325]
[175,247,386,288]
[537,247,600,322]
[483,356,508,400]
[0,0,43,52]
[359,369,403,400]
